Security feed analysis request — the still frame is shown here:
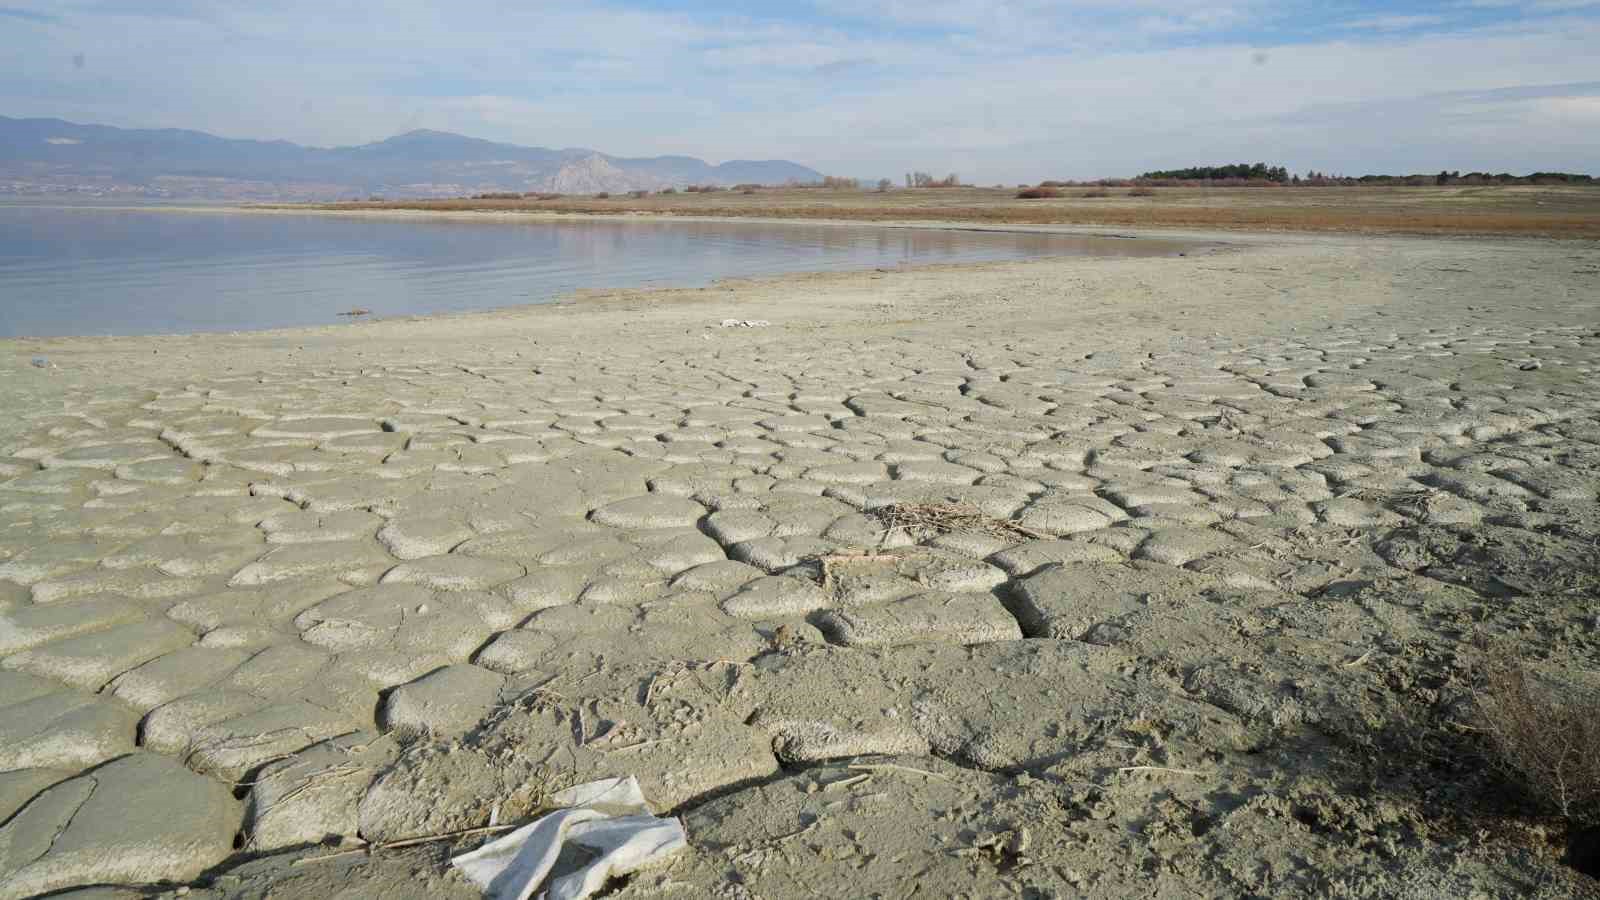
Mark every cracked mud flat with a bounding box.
[1,226,1599,898]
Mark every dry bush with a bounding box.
[1081,188,1110,198]
[1016,186,1062,199]
[659,187,677,195]
[628,190,649,199]
[1128,186,1157,197]
[1476,655,1600,825]
[594,192,610,199]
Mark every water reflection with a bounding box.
[0,207,1187,337]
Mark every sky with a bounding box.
[2,1,1597,182]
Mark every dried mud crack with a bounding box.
[1,229,1599,898]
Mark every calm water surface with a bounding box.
[0,205,1186,337]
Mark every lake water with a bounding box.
[0,205,1188,337]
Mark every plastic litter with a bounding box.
[719,319,770,328]
[451,776,686,900]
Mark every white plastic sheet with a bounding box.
[451,776,687,900]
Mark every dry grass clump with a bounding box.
[1476,654,1600,825]
[871,502,1046,542]
[1128,186,1157,197]
[1081,188,1110,198]
[1016,186,1062,199]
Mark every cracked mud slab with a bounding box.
[2,227,1600,897]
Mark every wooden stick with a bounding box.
[290,823,523,866]
[379,823,520,851]
[847,763,954,783]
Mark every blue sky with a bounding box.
[3,1,1597,180]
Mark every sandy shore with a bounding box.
[2,227,1599,897]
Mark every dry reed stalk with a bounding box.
[872,502,1049,542]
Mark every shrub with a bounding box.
[474,192,523,200]
[1476,656,1600,825]
[659,187,677,195]
[595,192,610,199]
[629,190,649,199]
[1081,188,1110,198]
[732,183,762,192]
[1015,186,1061,199]
[1128,186,1157,197]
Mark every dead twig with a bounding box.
[290,822,523,867]
[1115,766,1208,778]
[1341,650,1375,668]
[848,762,955,783]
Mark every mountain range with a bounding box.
[0,116,823,200]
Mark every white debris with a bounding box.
[719,319,770,328]
[451,776,687,900]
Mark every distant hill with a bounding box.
[0,116,823,200]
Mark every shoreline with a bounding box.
[0,208,1223,343]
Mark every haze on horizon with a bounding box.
[3,0,1597,184]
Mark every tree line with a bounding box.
[1129,163,1593,186]
[1139,163,1289,182]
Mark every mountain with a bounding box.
[0,116,823,200]
[546,154,662,194]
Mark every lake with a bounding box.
[0,205,1188,338]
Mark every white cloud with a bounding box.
[1343,14,1450,30]
[0,1,1596,180]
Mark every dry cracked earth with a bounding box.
[1,232,1599,898]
